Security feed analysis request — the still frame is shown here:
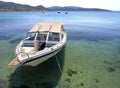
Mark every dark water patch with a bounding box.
[9,85,32,88]
[0,35,10,40]
[20,85,32,88]
[106,67,115,72]
[80,71,83,73]
[80,83,84,86]
[36,82,53,88]
[67,30,120,41]
[0,31,23,40]
[9,38,23,44]
[95,79,99,83]
[0,31,13,40]
[104,60,120,70]
[65,78,71,83]
[67,69,77,76]
[73,61,77,64]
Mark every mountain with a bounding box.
[48,6,84,11]
[0,1,47,11]
[48,6,111,11]
[0,1,111,12]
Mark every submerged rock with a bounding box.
[106,67,115,72]
[67,69,77,76]
[80,71,83,73]
[65,78,71,83]
[104,60,120,70]
[95,79,99,83]
[80,83,84,86]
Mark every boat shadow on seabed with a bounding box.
[8,46,65,88]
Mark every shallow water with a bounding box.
[0,11,120,88]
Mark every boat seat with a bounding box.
[34,40,40,52]
[34,40,45,50]
[21,41,42,54]
[22,41,34,47]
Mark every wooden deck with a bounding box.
[8,58,21,67]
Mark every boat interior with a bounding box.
[21,31,63,54]
[8,32,63,67]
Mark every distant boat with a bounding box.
[8,22,67,67]
[65,12,68,14]
[57,11,61,13]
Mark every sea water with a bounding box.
[0,11,120,88]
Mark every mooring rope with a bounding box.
[55,54,63,74]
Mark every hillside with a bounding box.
[0,1,111,11]
[48,6,111,11]
[0,1,47,11]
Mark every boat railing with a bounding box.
[16,52,30,62]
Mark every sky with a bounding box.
[2,0,120,11]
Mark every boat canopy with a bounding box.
[29,22,64,33]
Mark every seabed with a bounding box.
[0,39,120,88]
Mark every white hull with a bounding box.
[24,48,61,66]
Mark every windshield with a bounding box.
[36,33,47,42]
[25,32,36,41]
[48,32,60,42]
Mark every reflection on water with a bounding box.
[8,47,65,88]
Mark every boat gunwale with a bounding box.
[19,34,66,64]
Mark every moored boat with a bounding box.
[8,22,66,67]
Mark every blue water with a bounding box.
[0,11,120,88]
[0,11,120,41]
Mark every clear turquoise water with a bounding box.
[0,11,120,88]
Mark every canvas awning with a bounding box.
[29,22,63,33]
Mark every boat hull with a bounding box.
[8,22,67,68]
[22,48,61,66]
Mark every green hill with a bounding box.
[0,1,47,11]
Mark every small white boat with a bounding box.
[8,22,66,67]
